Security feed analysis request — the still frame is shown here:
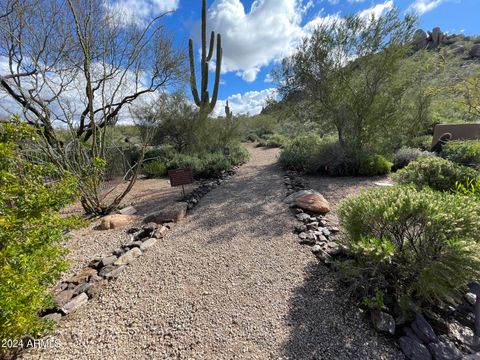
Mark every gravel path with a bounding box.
[22,144,403,359]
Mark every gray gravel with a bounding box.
[22,144,404,359]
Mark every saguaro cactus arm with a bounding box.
[188,0,223,115]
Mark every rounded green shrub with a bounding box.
[228,144,250,166]
[393,156,479,192]
[358,155,393,176]
[338,186,480,311]
[278,134,324,173]
[143,160,168,178]
[393,147,435,171]
[443,140,480,169]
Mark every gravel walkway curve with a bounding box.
[22,145,404,360]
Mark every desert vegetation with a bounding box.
[0,0,480,358]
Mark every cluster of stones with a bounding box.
[397,310,480,360]
[283,172,480,359]
[42,222,169,322]
[413,27,480,59]
[42,167,241,323]
[283,171,342,264]
[183,167,238,210]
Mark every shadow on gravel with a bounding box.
[178,162,292,244]
[282,262,404,360]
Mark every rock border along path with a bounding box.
[22,144,402,359]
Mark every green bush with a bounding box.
[338,186,480,312]
[358,155,393,176]
[393,156,479,192]
[228,144,250,166]
[256,133,288,148]
[454,177,480,201]
[409,135,433,151]
[0,121,78,346]
[443,140,480,169]
[143,160,168,178]
[279,133,323,172]
[393,147,435,171]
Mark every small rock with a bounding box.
[428,339,462,360]
[72,282,92,296]
[88,258,102,269]
[98,214,137,230]
[114,248,142,266]
[61,293,88,314]
[330,226,340,233]
[118,205,137,215]
[411,313,438,344]
[371,310,396,336]
[86,280,107,298]
[322,228,331,236]
[112,248,125,257]
[43,313,62,322]
[66,268,98,284]
[130,241,143,248]
[466,293,477,306]
[296,213,311,222]
[143,222,158,232]
[144,202,188,224]
[54,289,75,307]
[140,238,157,251]
[294,224,307,233]
[311,245,322,254]
[153,225,169,239]
[99,255,118,268]
[99,265,126,279]
[306,222,319,230]
[463,353,480,360]
[399,336,432,360]
[298,232,307,240]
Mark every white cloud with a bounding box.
[206,0,305,82]
[408,0,445,15]
[105,0,179,27]
[213,88,277,116]
[358,0,394,20]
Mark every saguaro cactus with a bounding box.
[225,100,233,119]
[189,0,223,115]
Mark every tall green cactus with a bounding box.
[225,100,233,119]
[189,0,223,115]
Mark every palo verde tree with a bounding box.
[189,0,222,116]
[275,8,417,159]
[0,0,184,215]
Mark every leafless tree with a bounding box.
[0,0,185,214]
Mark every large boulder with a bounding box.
[98,214,138,230]
[413,29,428,50]
[144,202,188,224]
[469,44,480,59]
[429,27,444,48]
[284,189,330,214]
[295,193,330,214]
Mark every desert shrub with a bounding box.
[408,135,433,151]
[279,133,323,172]
[160,144,249,179]
[228,144,250,166]
[143,160,168,178]
[443,140,480,169]
[0,122,78,346]
[393,147,435,171]
[338,186,480,312]
[143,145,177,163]
[454,177,480,201]
[358,155,393,176]
[393,156,479,192]
[258,133,288,148]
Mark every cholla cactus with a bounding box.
[189,0,223,115]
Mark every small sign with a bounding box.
[168,167,194,187]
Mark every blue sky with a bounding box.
[103,0,480,115]
[158,0,480,114]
